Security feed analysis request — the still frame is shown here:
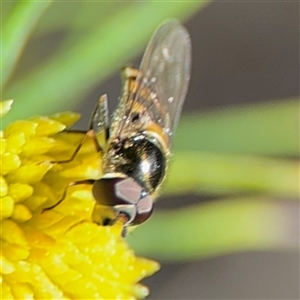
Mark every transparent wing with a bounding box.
[110,20,191,148]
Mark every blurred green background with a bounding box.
[2,1,299,299]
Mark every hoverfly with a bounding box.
[47,20,191,236]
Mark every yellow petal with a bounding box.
[25,230,56,248]
[17,263,67,299]
[21,137,56,156]
[0,99,13,117]
[46,268,81,286]
[0,138,6,154]
[1,281,14,299]
[9,282,34,300]
[0,196,14,219]
[5,132,26,154]
[4,120,37,138]
[133,284,151,299]
[0,176,8,196]
[0,152,21,175]
[1,104,159,299]
[11,204,32,222]
[49,112,81,127]
[29,182,58,208]
[8,183,34,203]
[59,162,100,180]
[7,162,52,184]
[23,195,48,211]
[1,219,28,247]
[0,254,15,274]
[29,116,66,136]
[2,242,30,261]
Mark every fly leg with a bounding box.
[41,131,93,211]
[43,179,95,211]
[51,130,93,164]
[89,94,110,152]
[44,94,110,211]
[50,94,110,164]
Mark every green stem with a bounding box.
[1,1,53,88]
[3,1,211,121]
[127,198,298,261]
[164,152,299,198]
[175,98,299,156]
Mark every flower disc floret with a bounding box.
[0,100,159,299]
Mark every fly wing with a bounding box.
[110,20,191,149]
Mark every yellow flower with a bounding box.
[0,100,159,299]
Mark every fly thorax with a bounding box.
[102,134,166,193]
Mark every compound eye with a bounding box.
[115,179,142,204]
[92,177,153,227]
[92,177,142,206]
[132,194,154,225]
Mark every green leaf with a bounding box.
[164,152,299,198]
[127,198,298,261]
[31,2,129,37]
[1,1,53,87]
[3,1,211,123]
[175,98,299,156]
